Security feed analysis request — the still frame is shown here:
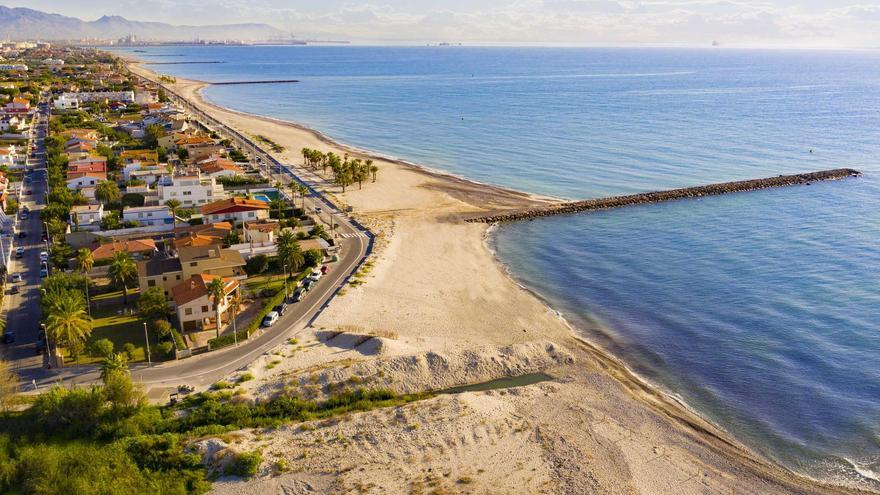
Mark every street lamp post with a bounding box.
[143,322,152,367]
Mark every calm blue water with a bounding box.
[115,45,880,488]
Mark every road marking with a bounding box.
[338,232,368,239]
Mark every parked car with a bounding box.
[41,232,47,242]
[2,332,14,344]
[302,279,315,292]
[309,269,322,281]
[15,247,24,258]
[39,251,48,262]
[10,285,19,294]
[261,311,280,327]
[35,340,45,355]
[273,302,288,316]
[320,265,330,275]
[10,273,21,283]
[18,231,26,238]
[24,190,31,195]
[291,288,304,302]
[39,268,48,278]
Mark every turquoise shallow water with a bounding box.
[115,45,880,488]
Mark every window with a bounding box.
[201,305,209,313]
[184,308,192,316]
[183,191,192,196]
[162,276,166,281]
[147,280,156,287]
[176,275,181,280]
[248,212,255,218]
[190,262,197,267]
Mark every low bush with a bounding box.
[207,331,249,351]
[224,450,262,478]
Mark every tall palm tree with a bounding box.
[108,251,137,306]
[298,184,309,209]
[229,291,241,344]
[206,277,226,340]
[368,160,379,183]
[165,199,181,228]
[76,248,94,317]
[45,302,92,366]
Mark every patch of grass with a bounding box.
[239,372,254,383]
[212,380,233,390]
[71,304,146,364]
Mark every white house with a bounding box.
[66,173,105,191]
[60,91,135,104]
[158,173,226,208]
[201,197,271,226]
[70,204,104,231]
[122,205,174,227]
[0,146,17,167]
[54,94,80,110]
[171,274,240,332]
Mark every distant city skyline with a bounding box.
[4,0,880,48]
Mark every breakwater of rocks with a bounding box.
[466,169,861,223]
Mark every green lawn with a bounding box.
[62,292,148,365]
[245,274,287,295]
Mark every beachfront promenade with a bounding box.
[466,168,861,223]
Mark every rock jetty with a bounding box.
[466,168,861,223]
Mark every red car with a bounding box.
[24,190,32,195]
[320,265,330,275]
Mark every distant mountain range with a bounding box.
[0,6,289,41]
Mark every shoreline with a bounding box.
[127,58,872,494]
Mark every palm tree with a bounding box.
[76,248,94,316]
[108,251,137,306]
[100,353,129,382]
[45,302,92,366]
[369,160,379,183]
[206,277,226,340]
[229,292,241,344]
[165,199,181,228]
[298,184,309,209]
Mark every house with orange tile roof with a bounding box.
[3,96,30,114]
[197,156,243,178]
[91,238,157,262]
[201,197,270,225]
[243,220,279,244]
[171,274,240,332]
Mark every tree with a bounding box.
[76,248,94,273]
[177,148,189,161]
[143,124,165,148]
[45,299,92,366]
[298,184,309,209]
[164,199,181,228]
[245,254,269,277]
[100,352,128,382]
[0,358,19,412]
[206,277,226,340]
[223,230,241,247]
[108,251,137,306]
[95,180,121,204]
[90,338,114,358]
[137,286,169,322]
[369,160,379,182]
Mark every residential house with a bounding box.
[67,157,107,178]
[60,128,100,141]
[54,94,79,110]
[176,136,223,162]
[244,221,278,245]
[197,156,242,178]
[158,131,190,150]
[137,257,184,301]
[66,172,106,192]
[69,204,104,231]
[122,205,173,227]
[91,238,157,262]
[172,222,233,250]
[4,97,30,114]
[178,244,246,280]
[0,146,17,167]
[171,274,239,332]
[60,91,135,104]
[0,115,23,132]
[119,149,159,166]
[201,197,269,226]
[158,173,225,208]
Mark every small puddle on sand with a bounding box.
[439,372,554,395]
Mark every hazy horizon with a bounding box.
[4,1,880,49]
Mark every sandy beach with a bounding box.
[128,61,869,494]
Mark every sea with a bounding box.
[112,45,880,489]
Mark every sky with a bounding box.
[10,0,880,48]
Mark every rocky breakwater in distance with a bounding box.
[465,168,862,223]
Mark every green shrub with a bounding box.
[239,372,254,383]
[207,330,249,351]
[151,319,172,339]
[122,343,136,361]
[170,328,187,351]
[90,338,114,358]
[224,450,262,478]
[212,381,232,390]
[156,341,174,360]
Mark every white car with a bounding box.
[262,311,279,327]
[309,269,322,281]
[10,273,22,283]
[39,251,49,262]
